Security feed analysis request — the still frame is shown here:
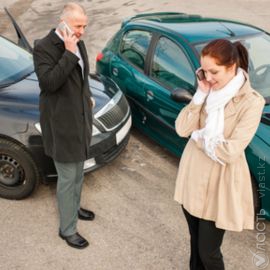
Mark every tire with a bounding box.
[0,138,40,199]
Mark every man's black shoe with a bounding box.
[59,232,89,249]
[78,208,95,221]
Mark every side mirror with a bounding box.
[171,88,193,103]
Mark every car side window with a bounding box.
[120,30,152,70]
[151,37,195,90]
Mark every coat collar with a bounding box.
[224,71,252,118]
[48,29,64,48]
[77,41,90,78]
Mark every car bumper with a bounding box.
[28,115,132,181]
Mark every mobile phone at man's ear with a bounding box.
[197,69,206,81]
[58,21,73,35]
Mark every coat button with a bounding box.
[233,97,239,103]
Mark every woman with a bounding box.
[174,39,265,270]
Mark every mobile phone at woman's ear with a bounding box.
[197,69,206,81]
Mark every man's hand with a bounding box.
[90,97,95,108]
[62,29,79,54]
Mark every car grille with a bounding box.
[96,94,130,131]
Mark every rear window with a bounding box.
[120,30,152,70]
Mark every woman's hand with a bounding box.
[196,68,211,94]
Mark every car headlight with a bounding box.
[92,125,101,136]
[34,122,42,133]
[35,122,101,136]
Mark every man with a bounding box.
[33,2,95,249]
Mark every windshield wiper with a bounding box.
[218,22,236,37]
[0,82,13,88]
[22,71,34,80]
[0,70,34,89]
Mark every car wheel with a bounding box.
[0,138,39,199]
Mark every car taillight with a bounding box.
[96,52,104,62]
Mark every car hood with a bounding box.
[0,72,39,109]
[0,73,119,115]
[89,74,119,113]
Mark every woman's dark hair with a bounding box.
[201,39,249,72]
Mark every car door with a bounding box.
[109,29,153,124]
[142,35,196,155]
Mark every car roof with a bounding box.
[122,12,264,43]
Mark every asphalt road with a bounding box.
[0,1,270,270]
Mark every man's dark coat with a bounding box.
[33,29,92,162]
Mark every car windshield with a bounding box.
[194,33,270,99]
[0,36,34,87]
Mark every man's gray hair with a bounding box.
[60,2,87,20]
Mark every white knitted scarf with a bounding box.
[191,68,245,165]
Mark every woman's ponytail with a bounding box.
[202,39,249,73]
[234,41,249,72]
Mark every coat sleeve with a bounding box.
[175,101,205,138]
[33,43,79,93]
[214,93,265,164]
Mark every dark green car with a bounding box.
[96,12,270,220]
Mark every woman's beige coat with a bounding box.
[174,75,265,231]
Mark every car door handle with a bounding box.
[112,67,118,76]
[146,90,154,101]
